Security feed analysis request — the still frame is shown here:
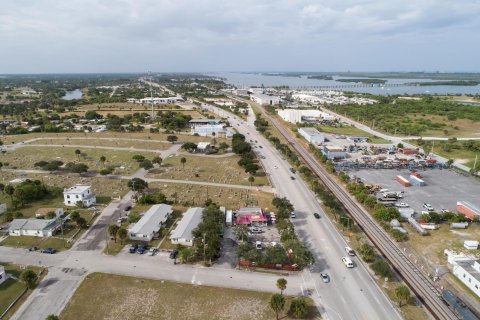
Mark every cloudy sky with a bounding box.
[1,0,479,73]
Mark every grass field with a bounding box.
[27,137,170,151]
[0,146,153,175]
[315,125,391,144]
[404,223,480,265]
[0,263,43,319]
[2,131,228,145]
[60,273,319,320]
[149,182,274,210]
[146,154,269,186]
[408,115,480,138]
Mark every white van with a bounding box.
[290,211,297,218]
[342,257,354,268]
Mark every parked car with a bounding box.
[320,273,330,283]
[342,257,354,268]
[148,247,158,256]
[423,203,434,212]
[290,211,297,218]
[28,246,38,252]
[124,205,132,211]
[395,203,409,208]
[290,167,296,174]
[313,212,320,219]
[41,248,56,254]
[290,176,296,180]
[255,241,263,250]
[137,245,146,254]
[129,244,138,254]
[169,250,179,259]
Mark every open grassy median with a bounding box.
[61,273,319,320]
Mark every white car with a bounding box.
[320,273,330,283]
[148,247,158,256]
[395,203,409,208]
[423,203,434,212]
[273,165,278,169]
[342,257,354,268]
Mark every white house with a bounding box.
[170,207,203,246]
[0,203,6,215]
[445,249,480,298]
[63,185,96,207]
[0,265,6,285]
[8,218,62,237]
[298,127,325,144]
[250,93,280,106]
[128,204,173,241]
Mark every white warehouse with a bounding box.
[277,109,335,124]
[445,250,480,298]
[170,207,203,247]
[250,93,280,106]
[298,127,325,144]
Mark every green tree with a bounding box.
[179,247,193,263]
[132,154,146,162]
[117,228,128,244]
[75,149,81,159]
[152,156,163,166]
[181,142,197,152]
[108,224,120,243]
[370,259,392,278]
[276,278,287,295]
[358,243,375,262]
[167,135,178,143]
[128,178,148,192]
[395,285,411,307]
[248,175,255,186]
[289,297,309,318]
[139,159,153,170]
[5,184,15,202]
[180,157,186,170]
[270,294,285,320]
[99,156,106,167]
[76,217,87,228]
[20,270,38,289]
[0,183,4,193]
[234,225,249,242]
[45,315,60,320]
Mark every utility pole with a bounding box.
[203,233,206,265]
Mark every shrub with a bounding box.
[370,259,392,278]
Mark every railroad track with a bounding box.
[261,109,458,320]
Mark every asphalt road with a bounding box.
[203,102,402,320]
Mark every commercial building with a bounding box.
[298,127,325,144]
[322,146,347,160]
[250,93,280,106]
[8,218,62,237]
[445,250,480,298]
[193,125,233,138]
[277,109,335,124]
[236,207,267,225]
[128,204,173,241]
[127,97,184,104]
[170,207,203,247]
[347,136,369,143]
[189,119,221,128]
[63,185,96,207]
[456,201,480,220]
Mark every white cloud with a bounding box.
[0,0,479,72]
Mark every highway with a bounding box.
[202,102,403,320]
[255,102,458,320]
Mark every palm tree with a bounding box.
[180,157,186,170]
[100,156,106,167]
[75,149,81,159]
[234,225,249,242]
[211,137,217,147]
[108,224,120,243]
[117,228,127,244]
[276,278,287,295]
[248,175,255,186]
[269,294,285,320]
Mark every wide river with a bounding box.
[210,73,480,96]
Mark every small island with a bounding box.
[408,80,480,86]
[336,78,387,84]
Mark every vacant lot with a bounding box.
[1,146,152,175]
[27,137,170,151]
[149,182,274,210]
[408,114,480,138]
[0,263,43,319]
[61,273,318,320]
[147,154,269,187]
[3,131,228,145]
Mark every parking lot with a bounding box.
[352,168,480,214]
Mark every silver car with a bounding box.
[320,273,330,283]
